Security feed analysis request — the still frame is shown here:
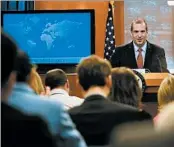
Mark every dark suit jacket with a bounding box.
[110,41,168,72]
[68,95,151,146]
[2,102,57,147]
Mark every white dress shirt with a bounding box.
[133,41,147,65]
[49,89,84,110]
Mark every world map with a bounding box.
[40,20,82,50]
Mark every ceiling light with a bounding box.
[167,1,174,6]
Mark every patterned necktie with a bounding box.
[137,48,143,69]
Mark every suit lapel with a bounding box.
[144,41,152,68]
[128,42,138,68]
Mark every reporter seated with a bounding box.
[109,67,152,120]
[110,121,174,147]
[1,31,57,147]
[8,44,87,147]
[154,74,174,124]
[45,68,84,110]
[69,55,153,146]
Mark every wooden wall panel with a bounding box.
[67,74,83,97]
[114,1,125,46]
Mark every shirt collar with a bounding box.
[13,82,34,93]
[133,41,147,52]
[84,91,107,98]
[50,88,69,96]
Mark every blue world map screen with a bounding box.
[3,11,93,64]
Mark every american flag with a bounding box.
[104,2,116,60]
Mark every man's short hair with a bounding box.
[45,69,67,90]
[131,18,148,32]
[1,31,18,88]
[76,55,112,91]
[15,50,32,82]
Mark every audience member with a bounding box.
[1,31,57,147]
[45,68,84,110]
[28,65,45,95]
[155,102,174,132]
[157,74,174,110]
[8,49,87,147]
[1,31,17,102]
[109,67,151,119]
[110,121,174,147]
[109,67,142,108]
[154,74,174,123]
[69,55,152,146]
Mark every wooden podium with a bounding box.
[67,73,170,98]
[142,73,169,116]
[144,73,169,94]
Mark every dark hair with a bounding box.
[1,31,18,88]
[15,50,32,82]
[109,67,142,108]
[45,69,67,90]
[131,18,148,32]
[76,55,112,91]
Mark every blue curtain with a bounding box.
[1,1,34,11]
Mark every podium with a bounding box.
[142,73,169,116]
[144,73,169,94]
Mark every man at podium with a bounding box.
[110,18,168,73]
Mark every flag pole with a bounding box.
[110,1,115,19]
[104,1,116,60]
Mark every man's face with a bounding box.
[131,23,148,47]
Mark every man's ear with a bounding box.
[105,75,112,89]
[146,30,149,37]
[2,71,16,101]
[76,78,85,97]
[130,30,133,37]
[8,71,16,89]
[76,78,81,89]
[76,78,85,91]
[65,80,70,91]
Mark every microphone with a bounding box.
[145,68,151,73]
[156,55,163,73]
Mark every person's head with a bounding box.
[158,74,174,111]
[76,55,112,95]
[28,66,45,95]
[15,50,32,82]
[155,102,174,133]
[1,31,18,100]
[131,18,148,47]
[45,69,69,93]
[110,67,142,108]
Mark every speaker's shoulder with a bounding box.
[148,42,164,51]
